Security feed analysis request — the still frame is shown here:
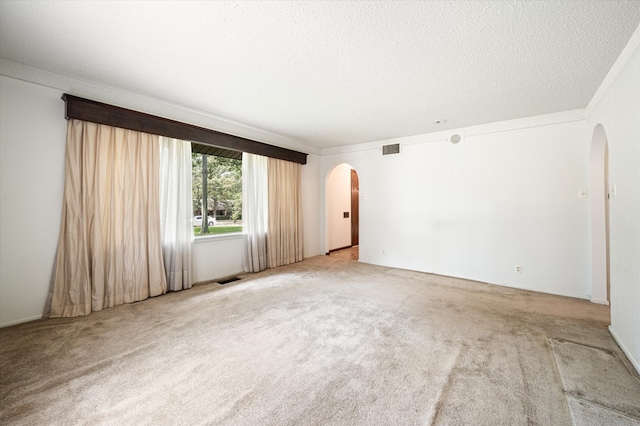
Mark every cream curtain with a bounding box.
[50,120,167,317]
[242,153,268,272]
[267,157,303,268]
[159,136,193,291]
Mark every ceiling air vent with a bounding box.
[382,143,400,156]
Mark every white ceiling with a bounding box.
[1,1,639,149]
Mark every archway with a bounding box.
[590,124,610,305]
[325,163,359,260]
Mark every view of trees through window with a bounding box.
[191,153,242,236]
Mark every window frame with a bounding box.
[191,151,243,238]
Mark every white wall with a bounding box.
[586,27,640,373]
[326,163,353,251]
[302,153,322,258]
[192,235,244,283]
[0,76,67,326]
[321,112,591,299]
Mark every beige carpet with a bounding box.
[1,255,639,425]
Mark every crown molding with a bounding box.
[587,23,640,116]
[0,59,320,156]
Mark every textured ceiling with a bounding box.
[1,1,639,148]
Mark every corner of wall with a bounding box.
[609,325,640,375]
[587,24,640,116]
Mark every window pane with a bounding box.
[192,153,242,236]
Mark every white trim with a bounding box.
[434,272,591,301]
[488,282,590,301]
[590,298,610,306]
[609,325,640,375]
[587,23,640,116]
[361,263,592,301]
[0,314,43,328]
[192,232,243,244]
[0,59,319,156]
[320,109,585,156]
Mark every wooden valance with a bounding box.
[62,94,307,164]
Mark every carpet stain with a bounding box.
[550,338,640,422]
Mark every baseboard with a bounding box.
[468,278,591,301]
[357,260,593,301]
[1,314,43,328]
[609,325,640,375]
[514,285,589,301]
[590,297,610,306]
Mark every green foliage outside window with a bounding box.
[192,153,242,235]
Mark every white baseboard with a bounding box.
[482,280,590,301]
[0,314,43,328]
[590,298,610,306]
[609,325,640,375]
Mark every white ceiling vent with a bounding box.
[382,143,401,156]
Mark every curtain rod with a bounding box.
[61,94,308,165]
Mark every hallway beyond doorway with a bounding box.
[329,245,359,261]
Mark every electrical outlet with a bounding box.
[515,265,522,274]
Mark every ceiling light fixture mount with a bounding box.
[447,131,465,145]
[449,134,462,144]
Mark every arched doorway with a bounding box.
[590,124,610,305]
[326,163,359,260]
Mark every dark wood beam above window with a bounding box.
[62,94,307,164]
[191,143,243,161]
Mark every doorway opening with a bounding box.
[590,124,610,306]
[326,163,359,261]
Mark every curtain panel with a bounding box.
[242,153,268,272]
[159,136,194,291]
[242,154,303,272]
[267,157,303,268]
[50,120,167,317]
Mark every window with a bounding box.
[191,152,242,236]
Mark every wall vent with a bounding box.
[382,143,400,155]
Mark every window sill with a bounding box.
[192,232,243,244]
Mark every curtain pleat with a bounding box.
[159,137,193,291]
[50,120,167,317]
[267,157,303,268]
[242,153,268,272]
